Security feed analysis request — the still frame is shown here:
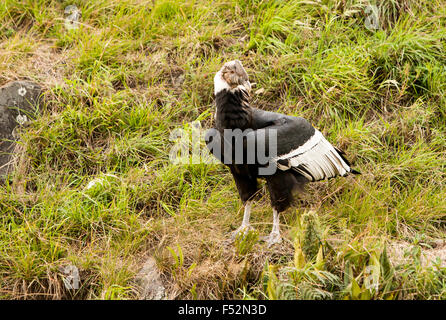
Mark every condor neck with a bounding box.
[215,88,251,131]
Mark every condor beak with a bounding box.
[233,60,251,92]
[234,60,248,81]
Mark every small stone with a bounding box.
[64,5,81,30]
[86,178,105,190]
[59,264,80,290]
[134,257,165,300]
[172,73,185,89]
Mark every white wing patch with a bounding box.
[274,130,351,181]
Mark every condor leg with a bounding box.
[262,209,282,247]
[231,201,254,240]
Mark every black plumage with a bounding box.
[206,60,359,246]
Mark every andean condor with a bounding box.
[205,60,359,247]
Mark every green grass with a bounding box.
[0,0,445,299]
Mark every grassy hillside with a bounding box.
[0,0,445,299]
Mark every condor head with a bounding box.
[214,60,251,95]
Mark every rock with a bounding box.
[0,81,41,180]
[64,5,81,30]
[388,240,446,268]
[59,264,80,290]
[134,257,165,300]
[172,74,185,89]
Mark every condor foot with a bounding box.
[230,225,254,242]
[261,231,282,248]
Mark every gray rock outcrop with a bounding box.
[0,81,41,180]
